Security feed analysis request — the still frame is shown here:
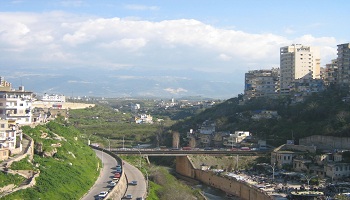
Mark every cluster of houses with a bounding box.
[185,116,350,181]
[272,137,350,181]
[184,110,281,149]
[184,120,267,149]
[0,77,68,161]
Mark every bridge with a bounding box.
[110,148,271,156]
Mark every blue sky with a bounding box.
[0,0,349,98]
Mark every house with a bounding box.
[212,131,230,147]
[251,110,280,121]
[199,120,215,135]
[198,120,215,147]
[293,158,312,172]
[223,131,251,147]
[199,134,212,147]
[40,93,66,103]
[271,150,295,168]
[0,119,20,160]
[135,114,153,124]
[325,163,350,180]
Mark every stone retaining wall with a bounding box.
[176,156,272,200]
[299,135,350,150]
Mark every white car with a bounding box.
[109,181,117,187]
[98,191,108,197]
[125,194,132,199]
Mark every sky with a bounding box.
[0,0,349,98]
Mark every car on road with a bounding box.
[136,197,144,200]
[124,194,132,199]
[98,191,108,198]
[109,181,117,187]
[130,180,138,185]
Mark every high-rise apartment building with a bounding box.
[244,69,279,100]
[324,59,338,86]
[337,43,350,86]
[280,44,321,94]
[0,77,33,124]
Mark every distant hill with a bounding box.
[170,86,350,147]
[5,68,242,99]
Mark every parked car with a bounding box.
[114,173,121,178]
[109,181,117,187]
[124,194,132,199]
[116,165,122,169]
[116,168,122,173]
[98,191,108,198]
[136,197,144,200]
[130,180,137,185]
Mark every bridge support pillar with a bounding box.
[175,156,195,178]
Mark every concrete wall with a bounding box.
[176,156,272,200]
[299,135,350,150]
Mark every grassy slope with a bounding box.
[4,120,100,200]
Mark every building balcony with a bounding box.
[7,113,31,117]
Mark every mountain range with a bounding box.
[3,67,244,100]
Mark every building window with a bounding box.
[0,124,4,128]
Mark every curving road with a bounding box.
[122,161,147,199]
[81,149,119,200]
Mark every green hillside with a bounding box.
[3,119,100,199]
[171,86,350,147]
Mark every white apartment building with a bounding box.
[244,69,279,100]
[41,93,66,103]
[0,78,34,125]
[337,43,350,86]
[0,119,17,151]
[280,44,321,94]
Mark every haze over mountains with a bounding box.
[3,67,243,99]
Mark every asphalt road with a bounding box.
[122,161,147,199]
[81,149,119,200]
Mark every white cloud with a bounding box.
[218,53,232,61]
[164,88,188,94]
[0,12,340,74]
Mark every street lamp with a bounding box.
[144,168,149,190]
[104,137,110,151]
[88,132,96,145]
[301,174,318,190]
[137,144,142,168]
[101,148,104,168]
[265,163,276,182]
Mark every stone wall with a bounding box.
[299,135,350,150]
[5,134,34,167]
[176,156,272,200]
